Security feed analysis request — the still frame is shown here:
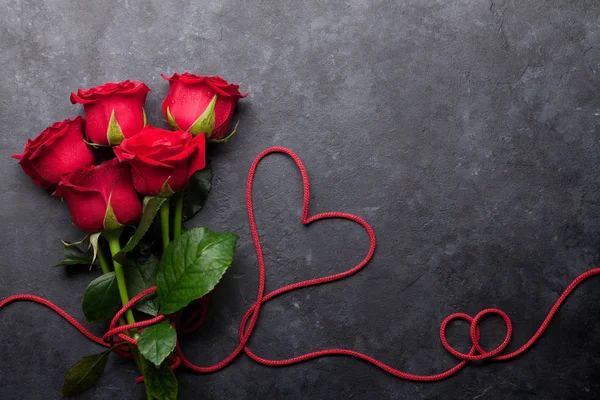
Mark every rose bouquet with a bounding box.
[12,73,246,398]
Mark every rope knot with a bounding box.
[440,308,513,361]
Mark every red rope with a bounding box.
[1,146,599,384]
[0,294,109,348]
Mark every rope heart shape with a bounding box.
[175,146,378,372]
[1,146,600,384]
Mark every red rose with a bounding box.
[114,125,206,195]
[161,73,246,140]
[12,116,94,189]
[70,80,151,146]
[54,159,142,233]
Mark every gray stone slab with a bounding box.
[1,0,599,398]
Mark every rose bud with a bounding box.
[53,158,142,233]
[161,73,247,140]
[12,116,94,189]
[114,125,206,196]
[70,80,151,146]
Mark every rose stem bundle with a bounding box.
[101,229,152,398]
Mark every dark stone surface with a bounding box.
[1,0,600,398]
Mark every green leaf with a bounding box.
[181,165,212,222]
[207,119,240,144]
[114,197,167,263]
[143,107,148,126]
[53,244,93,267]
[188,94,217,136]
[82,272,121,323]
[62,235,89,247]
[62,350,111,397]
[107,109,125,145]
[144,362,178,400]
[157,228,238,314]
[137,321,177,367]
[103,195,122,231]
[124,255,160,316]
[166,106,181,130]
[83,138,110,148]
[159,177,175,198]
[89,232,101,265]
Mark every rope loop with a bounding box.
[440,309,512,361]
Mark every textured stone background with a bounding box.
[1,0,600,399]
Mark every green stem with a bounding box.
[101,231,152,399]
[160,198,170,250]
[97,249,111,274]
[103,229,135,326]
[99,249,128,326]
[173,192,183,240]
[99,249,128,325]
[98,247,144,373]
